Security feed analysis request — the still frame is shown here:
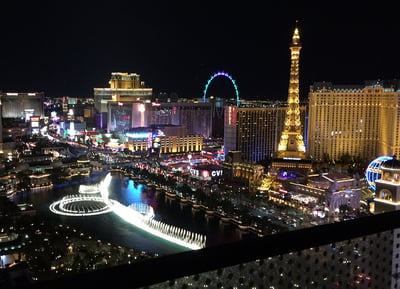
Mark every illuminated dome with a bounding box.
[365,156,393,190]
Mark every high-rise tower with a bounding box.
[276,22,306,159]
[308,80,400,162]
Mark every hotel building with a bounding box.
[0,91,44,120]
[283,172,362,213]
[224,103,306,163]
[93,72,153,130]
[222,150,265,193]
[308,80,400,161]
[94,73,212,138]
[1,91,44,155]
[145,101,212,138]
[127,125,203,155]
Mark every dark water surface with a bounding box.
[13,173,250,256]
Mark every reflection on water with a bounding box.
[12,173,251,255]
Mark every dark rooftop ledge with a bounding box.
[29,210,400,289]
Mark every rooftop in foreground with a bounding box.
[24,210,400,289]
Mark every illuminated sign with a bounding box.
[30,116,40,128]
[283,157,301,160]
[153,137,161,149]
[279,188,288,194]
[138,103,145,112]
[190,168,223,178]
[190,169,199,176]
[211,170,223,177]
[126,132,150,139]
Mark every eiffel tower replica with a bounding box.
[272,22,312,173]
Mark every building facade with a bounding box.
[296,172,361,212]
[128,134,202,155]
[0,91,44,120]
[224,104,306,164]
[93,72,153,130]
[95,74,212,138]
[308,80,400,161]
[126,125,202,155]
[105,100,212,137]
[145,101,212,138]
[222,157,264,193]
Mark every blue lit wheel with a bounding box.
[202,71,239,106]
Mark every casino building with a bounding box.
[308,80,400,161]
[223,104,306,163]
[93,73,212,138]
[222,151,265,193]
[0,91,44,120]
[285,172,362,213]
[145,101,212,138]
[126,125,203,155]
[0,91,45,156]
[94,72,152,115]
[93,72,153,131]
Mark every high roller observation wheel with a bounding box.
[202,71,239,107]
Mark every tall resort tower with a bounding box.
[272,22,311,172]
[277,22,306,159]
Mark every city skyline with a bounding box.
[1,1,400,100]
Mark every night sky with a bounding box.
[1,1,399,101]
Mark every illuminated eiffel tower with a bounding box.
[276,22,306,159]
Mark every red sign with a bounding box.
[30,116,40,128]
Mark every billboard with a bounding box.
[30,116,40,128]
